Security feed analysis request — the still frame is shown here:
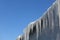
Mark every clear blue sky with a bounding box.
[0,0,55,40]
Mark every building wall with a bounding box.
[38,1,59,40]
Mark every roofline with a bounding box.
[17,1,57,39]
